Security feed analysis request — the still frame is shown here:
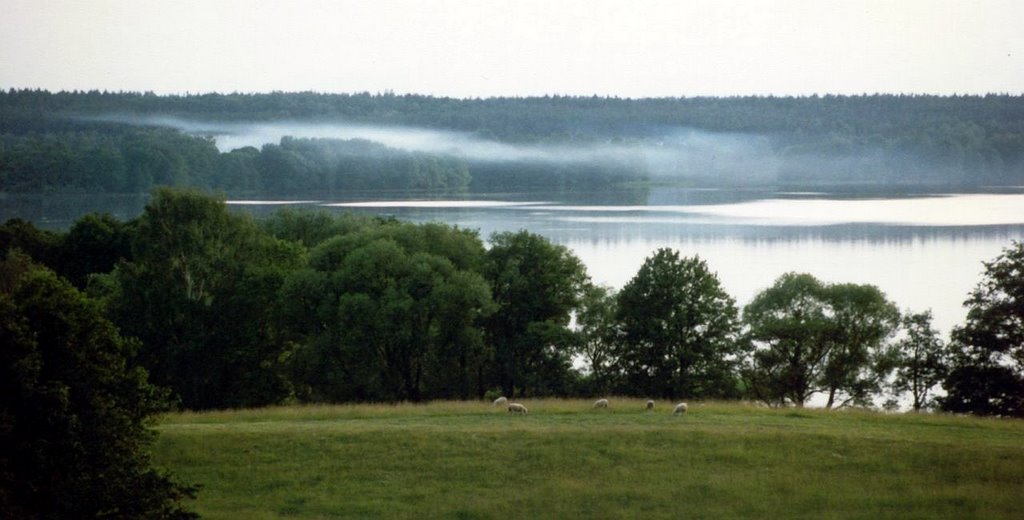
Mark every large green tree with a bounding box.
[485,231,588,397]
[101,188,304,409]
[942,241,1024,417]
[0,254,196,518]
[615,249,743,399]
[743,273,898,407]
[286,221,493,402]
[742,274,832,407]
[820,282,901,408]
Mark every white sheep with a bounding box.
[507,403,528,414]
[493,396,508,406]
[593,398,609,409]
[646,400,655,410]
[673,402,688,415]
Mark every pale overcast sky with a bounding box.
[1,0,1022,98]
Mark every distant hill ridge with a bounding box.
[1,89,1022,192]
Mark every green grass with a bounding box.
[153,399,1024,519]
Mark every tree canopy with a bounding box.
[943,241,1024,417]
[743,273,899,408]
[0,254,196,518]
[485,230,589,397]
[99,188,305,409]
[286,222,494,402]
[615,249,743,399]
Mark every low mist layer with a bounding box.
[94,114,786,184]
[96,112,1000,188]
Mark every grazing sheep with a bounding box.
[646,400,655,410]
[593,398,609,409]
[673,402,688,415]
[507,403,528,414]
[493,396,508,406]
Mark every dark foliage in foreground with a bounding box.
[0,254,196,518]
[943,241,1024,417]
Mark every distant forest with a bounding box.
[1,89,1023,193]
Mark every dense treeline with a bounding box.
[3,188,1022,416]
[1,253,197,517]
[0,130,472,193]
[4,89,1024,144]
[1,89,1023,192]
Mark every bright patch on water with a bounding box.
[226,200,322,205]
[687,194,1024,226]
[322,200,544,208]
[531,194,1024,227]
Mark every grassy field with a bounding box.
[153,399,1024,519]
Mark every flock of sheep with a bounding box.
[492,396,688,416]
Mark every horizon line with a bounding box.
[4,86,1024,101]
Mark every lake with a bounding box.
[5,186,1024,335]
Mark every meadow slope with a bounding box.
[153,400,1024,519]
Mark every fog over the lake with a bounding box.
[89,114,857,183]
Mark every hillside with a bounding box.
[3,90,1024,192]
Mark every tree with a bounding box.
[335,241,492,401]
[57,212,132,288]
[615,249,743,399]
[743,273,898,408]
[286,221,494,402]
[102,188,304,409]
[888,310,948,411]
[260,209,377,248]
[942,241,1024,417]
[573,284,620,395]
[743,274,831,407]
[485,231,588,397]
[0,255,196,518]
[820,282,900,408]
[422,268,495,399]
[0,218,62,269]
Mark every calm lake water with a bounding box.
[5,186,1024,335]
